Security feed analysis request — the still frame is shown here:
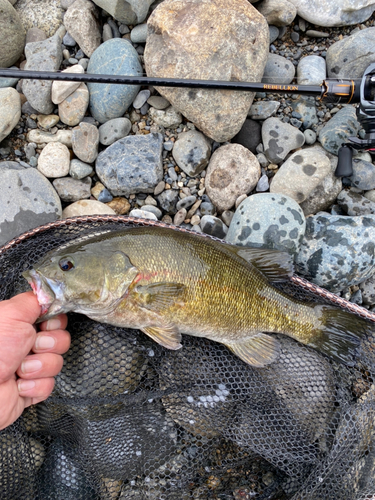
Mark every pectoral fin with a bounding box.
[142,324,182,350]
[225,333,280,367]
[134,282,186,310]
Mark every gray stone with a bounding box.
[176,195,197,211]
[90,0,154,24]
[262,53,296,86]
[269,25,279,44]
[248,101,280,120]
[157,189,179,214]
[0,0,25,68]
[69,159,93,180]
[172,130,211,177]
[326,27,375,78]
[290,96,318,129]
[96,133,164,197]
[149,106,183,129]
[303,129,317,145]
[0,161,61,246]
[295,213,375,292]
[37,142,70,178]
[144,0,269,143]
[359,275,375,307]
[205,144,261,212]
[231,119,262,154]
[319,106,361,156]
[72,122,99,163]
[364,190,375,203]
[297,55,326,85]
[63,31,76,47]
[64,0,101,58]
[257,0,297,26]
[129,208,158,221]
[256,174,269,192]
[349,159,375,190]
[200,202,216,216]
[337,188,375,216]
[287,0,375,27]
[23,33,63,114]
[262,117,305,164]
[147,95,170,110]
[270,147,331,203]
[0,88,21,143]
[98,118,132,146]
[130,24,148,44]
[52,176,92,202]
[200,215,228,239]
[133,90,151,110]
[25,27,47,45]
[226,193,306,256]
[62,199,115,217]
[14,0,63,37]
[141,205,162,219]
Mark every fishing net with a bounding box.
[0,216,374,500]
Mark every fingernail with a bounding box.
[46,318,61,331]
[18,380,36,392]
[36,335,55,350]
[21,359,42,373]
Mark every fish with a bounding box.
[22,225,369,367]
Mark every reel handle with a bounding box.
[335,145,353,177]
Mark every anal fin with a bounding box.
[225,333,280,367]
[142,324,182,350]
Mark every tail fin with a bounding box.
[307,305,370,366]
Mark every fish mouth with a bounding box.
[22,269,65,321]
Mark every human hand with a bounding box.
[0,291,70,430]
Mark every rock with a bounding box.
[359,275,375,307]
[129,208,158,221]
[256,0,297,26]
[69,159,93,179]
[96,133,164,197]
[176,195,197,211]
[262,117,305,164]
[149,106,182,129]
[200,201,216,216]
[132,89,151,110]
[327,27,375,78]
[26,27,47,44]
[200,215,228,238]
[51,64,85,104]
[63,31,76,47]
[303,129,317,145]
[231,119,262,154]
[26,129,72,148]
[172,130,211,177]
[349,158,375,190]
[337,188,375,216]
[72,122,99,163]
[289,96,318,129]
[0,88,21,143]
[205,144,261,212]
[365,190,375,203]
[53,177,92,202]
[319,106,361,156]
[248,101,280,120]
[270,148,331,203]
[173,208,187,225]
[66,199,115,218]
[87,39,142,123]
[297,55,326,85]
[37,142,70,178]
[144,0,269,143]
[0,0,25,68]
[130,23,148,43]
[256,174,269,192]
[287,0,375,27]
[64,0,101,58]
[98,118,132,146]
[0,161,61,246]
[37,114,59,129]
[157,189,179,213]
[58,83,89,126]
[295,213,375,292]
[262,54,296,85]
[140,204,162,219]
[226,193,306,256]
[90,0,154,24]
[147,95,170,110]
[106,197,131,215]
[14,0,63,37]
[23,32,63,114]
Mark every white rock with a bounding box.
[62,199,116,217]
[27,129,72,147]
[0,88,21,143]
[37,142,70,178]
[51,64,85,104]
[129,208,158,221]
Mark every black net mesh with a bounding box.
[1,216,375,500]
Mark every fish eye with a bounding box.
[59,258,75,271]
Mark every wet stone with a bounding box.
[200,215,228,239]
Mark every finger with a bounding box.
[2,292,41,324]
[17,377,55,406]
[38,314,68,332]
[32,330,71,355]
[16,353,64,380]
[0,378,27,431]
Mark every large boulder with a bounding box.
[144,0,269,143]
[14,0,64,38]
[91,0,154,24]
[0,0,25,68]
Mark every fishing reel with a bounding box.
[334,63,375,177]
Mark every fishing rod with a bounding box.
[1,62,375,177]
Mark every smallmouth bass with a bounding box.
[23,226,369,367]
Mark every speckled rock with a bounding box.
[348,158,375,190]
[96,133,164,197]
[62,199,116,217]
[295,213,375,292]
[14,0,63,37]
[52,177,92,202]
[326,27,375,78]
[297,55,326,85]
[0,88,21,143]
[270,148,331,203]
[256,0,297,26]
[262,117,305,164]
[205,144,261,212]
[144,0,269,142]
[58,83,89,126]
[98,118,132,146]
[27,129,72,148]
[172,130,211,177]
[63,0,101,57]
[289,96,318,129]
[0,0,26,68]
[226,193,306,256]
[337,189,375,216]
[37,142,70,178]
[0,162,61,246]
[91,0,154,24]
[359,275,375,307]
[200,215,228,239]
[262,53,296,85]
[248,101,280,121]
[87,39,142,123]
[72,122,99,163]
[157,189,179,214]
[52,65,85,104]
[148,106,183,129]
[319,106,361,156]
